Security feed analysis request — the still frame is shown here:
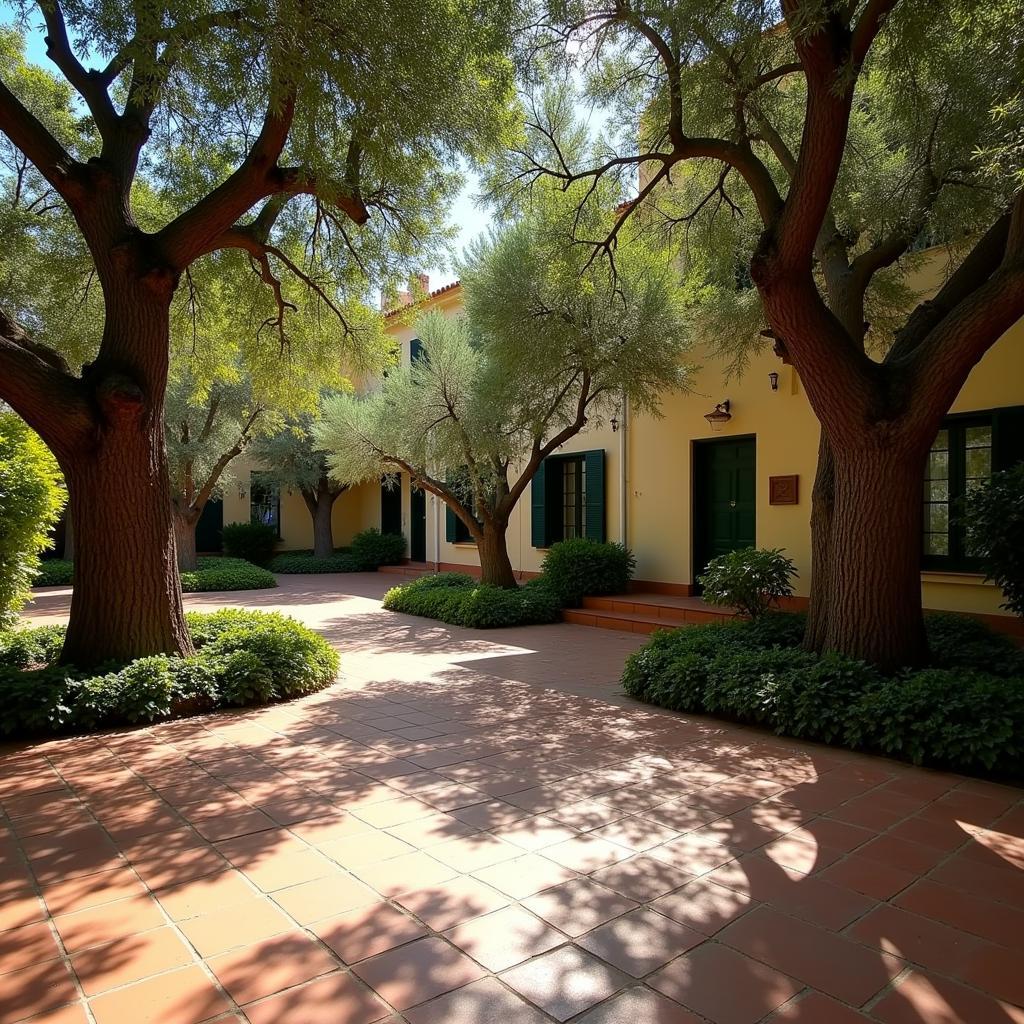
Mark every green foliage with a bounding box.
[33,559,74,587]
[925,613,1024,677]
[383,574,561,629]
[965,465,1024,616]
[622,614,1024,774]
[698,548,797,619]
[540,539,636,608]
[0,413,65,626]
[0,611,338,736]
[0,624,67,668]
[221,523,278,566]
[268,552,359,574]
[179,558,277,592]
[350,528,406,570]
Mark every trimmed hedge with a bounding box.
[383,572,561,628]
[222,522,278,566]
[350,528,406,570]
[540,539,635,608]
[0,610,339,737]
[34,558,276,592]
[268,552,359,574]
[622,611,1024,775]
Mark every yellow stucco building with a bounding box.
[220,261,1023,635]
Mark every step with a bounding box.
[378,563,434,577]
[564,605,731,635]
[581,595,735,626]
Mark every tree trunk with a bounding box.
[803,433,834,651]
[478,523,516,588]
[173,508,201,572]
[63,508,74,562]
[61,419,194,667]
[311,495,336,558]
[808,442,928,671]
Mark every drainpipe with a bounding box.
[619,391,628,547]
[433,493,441,571]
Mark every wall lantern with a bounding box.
[704,400,732,431]
[768,371,779,392]
[238,486,247,500]
[610,414,619,433]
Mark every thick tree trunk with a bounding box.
[173,508,201,572]
[478,523,516,588]
[311,496,336,558]
[803,433,835,651]
[808,442,928,671]
[61,420,193,667]
[63,509,74,562]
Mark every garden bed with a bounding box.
[0,610,339,737]
[622,611,1024,776]
[34,557,277,592]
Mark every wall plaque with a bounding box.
[769,475,799,505]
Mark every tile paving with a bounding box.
[2,572,1023,1022]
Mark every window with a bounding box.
[532,450,605,547]
[444,468,481,544]
[410,338,424,364]
[923,406,1024,571]
[250,472,280,537]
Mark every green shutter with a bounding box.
[445,504,456,543]
[993,405,1024,471]
[584,449,606,542]
[531,459,548,548]
[410,338,423,363]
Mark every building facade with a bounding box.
[220,262,1024,630]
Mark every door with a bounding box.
[380,480,402,536]
[410,487,427,562]
[195,499,224,553]
[694,437,756,586]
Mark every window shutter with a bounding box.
[993,405,1024,471]
[531,460,548,548]
[445,504,456,543]
[410,338,423,364]
[583,449,606,542]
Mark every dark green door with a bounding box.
[381,480,402,536]
[410,487,427,562]
[195,499,223,553]
[694,437,756,586]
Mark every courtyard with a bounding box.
[2,575,1022,1024]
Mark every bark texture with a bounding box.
[478,522,516,588]
[173,508,201,572]
[302,477,345,558]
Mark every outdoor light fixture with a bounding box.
[704,400,732,431]
[611,414,619,433]
[768,371,779,391]
[238,485,247,500]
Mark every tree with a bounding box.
[0,411,65,626]
[316,189,691,587]
[0,6,518,665]
[253,406,349,559]
[504,1,1024,668]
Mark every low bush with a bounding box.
[33,559,74,587]
[383,573,560,628]
[180,558,277,592]
[268,552,358,574]
[33,558,276,593]
[221,522,278,566]
[698,547,797,618]
[0,610,339,737]
[350,528,406,570]
[622,612,1024,775]
[540,539,635,607]
[965,464,1024,617]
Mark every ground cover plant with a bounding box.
[622,612,1024,775]
[35,558,276,593]
[0,610,338,737]
[268,552,359,574]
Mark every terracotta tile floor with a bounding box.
[3,574,1022,1022]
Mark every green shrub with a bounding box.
[221,522,278,566]
[350,528,407,570]
[925,613,1024,677]
[698,547,797,618]
[965,464,1024,616]
[740,611,808,650]
[383,574,560,628]
[180,557,277,592]
[0,624,67,668]
[33,559,74,587]
[0,610,338,737]
[0,414,66,626]
[268,552,358,573]
[848,669,1024,772]
[540,539,636,607]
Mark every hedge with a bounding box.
[621,612,1024,775]
[0,610,339,737]
[268,552,359,574]
[35,558,276,592]
[540,539,635,608]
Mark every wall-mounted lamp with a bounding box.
[768,371,779,392]
[704,400,732,431]
[610,414,619,433]
[238,486,247,500]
